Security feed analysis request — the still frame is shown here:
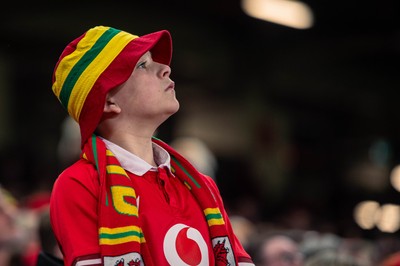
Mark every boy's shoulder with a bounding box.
[55,158,99,188]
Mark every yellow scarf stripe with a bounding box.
[110,186,138,216]
[204,207,222,215]
[105,150,130,179]
[183,180,192,190]
[99,235,142,245]
[207,218,226,226]
[82,150,114,161]
[204,207,225,226]
[106,149,114,156]
[106,165,128,177]
[99,226,145,245]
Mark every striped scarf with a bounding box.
[82,135,238,265]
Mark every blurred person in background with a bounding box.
[300,231,376,266]
[0,185,40,265]
[56,116,81,169]
[170,136,218,180]
[338,237,378,266]
[253,232,304,266]
[36,206,63,265]
[0,185,21,265]
[229,215,257,251]
[303,249,361,266]
[49,25,254,266]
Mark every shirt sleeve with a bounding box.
[203,175,255,265]
[49,160,101,266]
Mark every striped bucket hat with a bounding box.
[52,26,172,147]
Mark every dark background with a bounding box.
[1,0,399,239]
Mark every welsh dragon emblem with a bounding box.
[213,239,231,266]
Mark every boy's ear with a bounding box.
[104,94,121,114]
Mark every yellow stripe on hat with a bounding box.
[52,27,108,99]
[68,31,137,120]
[53,26,138,121]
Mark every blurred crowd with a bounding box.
[2,183,400,266]
[0,185,62,265]
[1,118,400,266]
[230,213,400,266]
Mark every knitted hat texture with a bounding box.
[52,26,172,147]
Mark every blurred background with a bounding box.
[1,0,400,265]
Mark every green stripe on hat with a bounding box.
[59,27,121,110]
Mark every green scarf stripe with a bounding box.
[59,27,121,108]
[171,157,201,188]
[99,230,143,239]
[91,134,109,206]
[92,134,100,172]
[206,213,223,220]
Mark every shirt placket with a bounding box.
[157,167,173,205]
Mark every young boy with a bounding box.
[50,25,255,266]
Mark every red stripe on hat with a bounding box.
[52,33,86,84]
[78,41,144,146]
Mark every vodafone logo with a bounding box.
[163,223,209,266]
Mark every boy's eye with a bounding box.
[137,61,147,69]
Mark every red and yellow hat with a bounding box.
[52,26,172,147]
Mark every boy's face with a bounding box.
[107,51,180,124]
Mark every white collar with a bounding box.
[100,137,171,176]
